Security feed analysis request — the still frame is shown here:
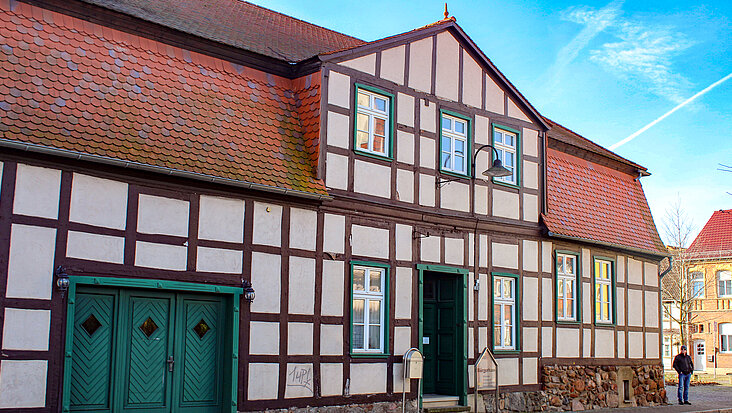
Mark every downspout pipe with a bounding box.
[660,256,673,278]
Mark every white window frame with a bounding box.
[493,127,518,185]
[556,253,578,321]
[594,259,613,324]
[663,336,672,358]
[351,265,386,353]
[718,271,732,298]
[721,323,732,353]
[691,271,705,299]
[355,88,390,157]
[493,275,517,351]
[440,114,469,175]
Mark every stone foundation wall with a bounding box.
[240,400,417,413]
[481,364,667,412]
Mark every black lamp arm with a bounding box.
[471,144,500,179]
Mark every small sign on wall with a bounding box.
[422,337,430,345]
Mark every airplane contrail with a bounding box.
[609,71,732,150]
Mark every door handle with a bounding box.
[167,355,174,372]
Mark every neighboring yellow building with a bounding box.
[686,210,732,374]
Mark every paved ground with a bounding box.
[593,385,732,413]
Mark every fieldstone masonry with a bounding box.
[481,364,667,411]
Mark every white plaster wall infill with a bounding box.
[289,208,317,251]
[478,273,488,320]
[323,213,345,254]
[492,189,519,219]
[394,326,411,355]
[444,237,464,265]
[556,328,580,357]
[523,161,539,190]
[645,291,659,328]
[616,287,625,326]
[0,360,47,408]
[2,308,50,351]
[381,45,405,85]
[595,329,615,358]
[507,99,530,122]
[350,224,389,259]
[420,100,436,133]
[326,111,350,149]
[523,357,538,385]
[320,363,343,397]
[69,173,128,229]
[541,277,553,321]
[440,182,470,212]
[395,267,412,319]
[583,329,592,357]
[617,331,626,358]
[327,71,350,109]
[478,327,488,355]
[479,234,488,267]
[288,322,313,355]
[251,252,281,314]
[644,262,659,287]
[393,363,411,392]
[462,49,482,108]
[137,194,189,237]
[396,169,414,203]
[492,242,518,269]
[435,31,459,101]
[397,93,414,127]
[408,36,433,93]
[497,358,519,385]
[627,258,643,285]
[341,53,376,75]
[248,363,279,400]
[249,321,279,355]
[325,152,348,190]
[474,185,488,215]
[353,160,391,198]
[541,327,553,357]
[542,241,552,273]
[522,327,538,353]
[522,240,539,272]
[523,193,539,223]
[135,241,187,271]
[522,277,539,321]
[198,195,245,243]
[395,225,412,261]
[522,128,539,158]
[13,163,61,220]
[646,332,659,359]
[396,130,414,165]
[289,256,315,315]
[419,136,436,170]
[321,261,344,317]
[284,363,315,398]
[320,324,343,355]
[627,289,643,326]
[350,363,387,394]
[475,115,490,145]
[485,74,504,115]
[583,283,591,324]
[252,202,282,247]
[420,235,440,263]
[628,332,643,358]
[419,174,436,207]
[6,224,56,300]
[66,231,124,264]
[616,256,626,282]
[196,247,243,274]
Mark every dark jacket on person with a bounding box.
[673,353,694,375]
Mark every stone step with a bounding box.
[423,406,471,413]
[423,394,460,408]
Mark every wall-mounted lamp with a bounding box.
[242,280,256,303]
[437,144,512,187]
[55,266,70,298]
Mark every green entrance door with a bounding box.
[422,272,458,395]
[69,288,226,413]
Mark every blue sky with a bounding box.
[251,0,731,245]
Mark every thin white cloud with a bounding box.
[545,0,624,90]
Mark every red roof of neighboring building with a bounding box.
[686,210,732,260]
[80,0,365,63]
[0,1,327,197]
[542,147,667,256]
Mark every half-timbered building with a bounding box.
[0,0,668,411]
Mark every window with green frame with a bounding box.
[492,273,520,351]
[440,111,471,176]
[491,124,521,186]
[593,258,615,324]
[350,262,390,355]
[354,85,394,159]
[556,251,580,322]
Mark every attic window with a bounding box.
[355,86,392,158]
[492,125,520,186]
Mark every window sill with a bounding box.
[492,180,520,190]
[439,169,470,181]
[354,149,393,162]
[350,352,390,359]
[493,349,521,355]
[556,320,581,326]
[594,322,616,328]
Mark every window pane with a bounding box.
[505,153,513,167]
[356,131,369,150]
[494,326,501,347]
[357,113,369,132]
[494,279,501,297]
[369,300,381,323]
[368,325,381,349]
[503,279,513,298]
[442,117,451,130]
[353,269,365,291]
[455,120,465,134]
[566,257,575,275]
[357,92,369,108]
[602,284,610,301]
[374,97,386,112]
[454,156,464,172]
[595,301,601,320]
[566,280,573,299]
[504,134,514,147]
[373,135,385,154]
[353,324,364,349]
[374,118,386,136]
[493,131,503,144]
[494,304,501,322]
[567,299,574,318]
[558,298,564,317]
[603,302,610,320]
[442,152,451,169]
[504,326,512,347]
[369,269,382,292]
[503,305,513,325]
[556,258,564,274]
[353,299,364,323]
[455,139,465,155]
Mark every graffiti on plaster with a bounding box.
[287,365,314,393]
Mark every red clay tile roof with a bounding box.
[542,148,666,256]
[0,1,327,197]
[80,0,365,63]
[686,210,732,260]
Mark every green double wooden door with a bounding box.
[422,273,458,395]
[69,288,226,413]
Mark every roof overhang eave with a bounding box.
[0,138,332,201]
[546,230,670,261]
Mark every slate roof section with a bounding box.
[686,210,732,260]
[542,147,667,256]
[0,1,328,197]
[80,0,365,63]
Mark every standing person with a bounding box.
[672,345,694,405]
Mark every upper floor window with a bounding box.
[721,323,732,353]
[355,87,391,157]
[556,252,579,321]
[351,263,388,354]
[594,258,614,324]
[493,274,518,351]
[718,271,732,297]
[492,126,519,185]
[440,113,470,175]
[691,271,705,298]
[663,336,672,358]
